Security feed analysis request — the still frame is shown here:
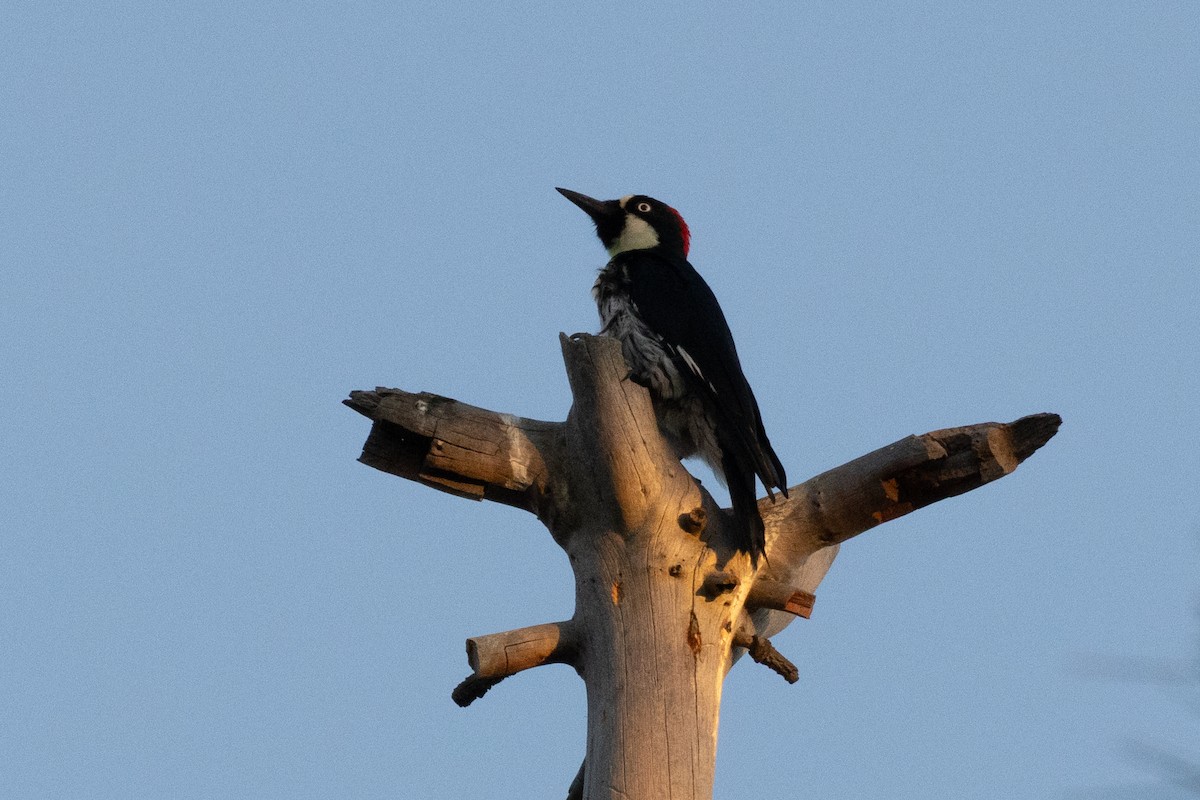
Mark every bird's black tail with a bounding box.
[721,447,766,566]
[751,410,788,500]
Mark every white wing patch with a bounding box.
[676,346,717,394]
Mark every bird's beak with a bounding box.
[556,187,622,226]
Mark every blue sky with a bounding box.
[3,2,1198,798]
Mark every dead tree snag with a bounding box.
[344,333,1060,799]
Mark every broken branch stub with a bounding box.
[453,621,578,708]
[343,388,560,513]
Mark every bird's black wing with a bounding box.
[619,252,788,497]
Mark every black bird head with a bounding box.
[556,188,691,258]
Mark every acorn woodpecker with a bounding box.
[557,188,787,564]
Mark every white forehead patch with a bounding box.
[607,213,659,256]
[618,195,634,209]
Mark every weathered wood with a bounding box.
[747,579,816,619]
[743,414,1058,649]
[450,674,503,708]
[343,388,560,513]
[732,632,799,684]
[345,333,1062,800]
[745,544,840,644]
[466,621,577,680]
[558,334,740,800]
[558,332,688,532]
[452,621,577,708]
[759,413,1062,559]
[345,390,1058,567]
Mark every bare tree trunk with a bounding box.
[559,333,741,798]
[345,333,1060,800]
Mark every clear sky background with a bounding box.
[3,2,1198,798]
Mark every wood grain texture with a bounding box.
[344,388,561,516]
[345,334,1061,800]
[760,413,1062,558]
[559,335,734,800]
[466,621,577,679]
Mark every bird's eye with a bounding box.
[636,202,652,213]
